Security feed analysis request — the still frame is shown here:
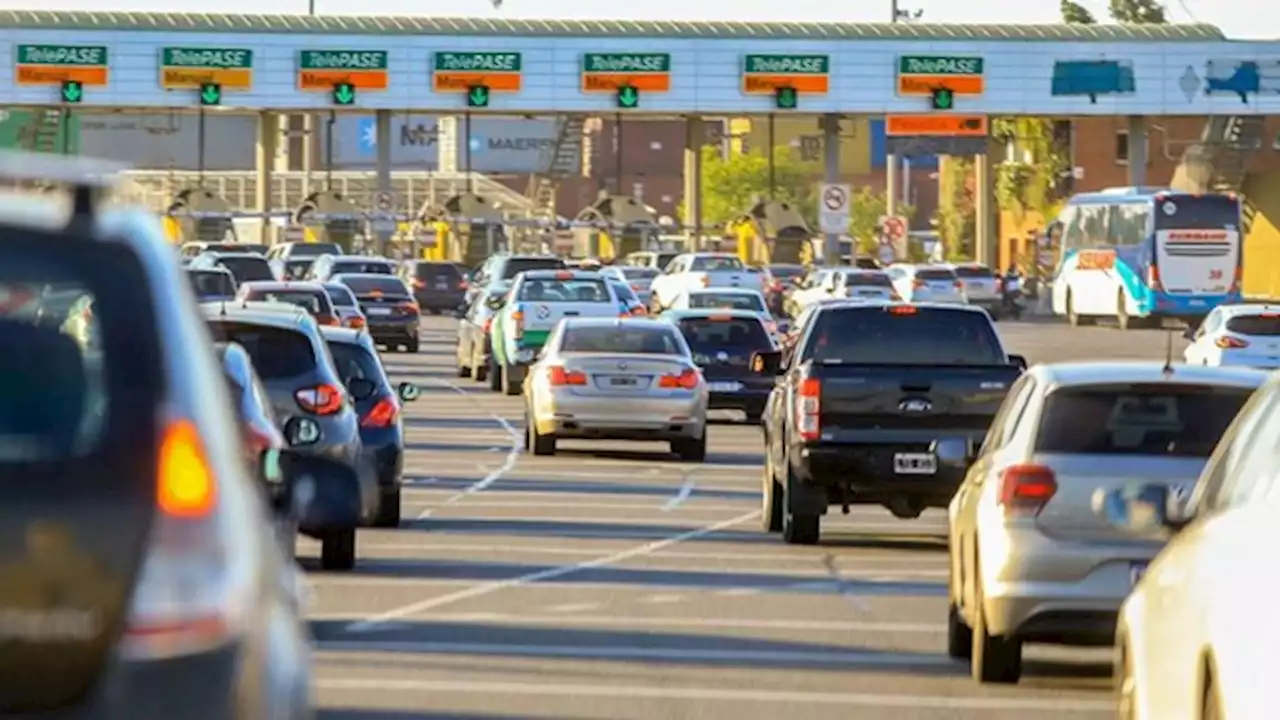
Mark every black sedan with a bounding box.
[333,272,421,353]
[663,309,779,423]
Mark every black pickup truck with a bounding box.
[755,302,1026,545]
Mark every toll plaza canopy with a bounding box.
[1,11,1276,116]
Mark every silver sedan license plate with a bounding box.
[893,453,937,475]
[608,375,638,387]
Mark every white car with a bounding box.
[648,253,763,311]
[666,287,777,337]
[1102,369,1280,720]
[948,263,1001,315]
[791,268,898,310]
[1183,304,1280,368]
[886,264,968,305]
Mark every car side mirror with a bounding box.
[1008,354,1028,372]
[485,296,505,311]
[930,437,977,469]
[751,350,783,375]
[1093,482,1193,537]
[282,416,322,447]
[397,382,420,402]
[346,377,377,401]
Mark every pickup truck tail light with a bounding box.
[796,377,821,442]
[1216,336,1248,349]
[998,464,1057,516]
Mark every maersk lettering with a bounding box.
[744,55,829,75]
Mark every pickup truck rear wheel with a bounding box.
[761,451,783,532]
[782,511,819,545]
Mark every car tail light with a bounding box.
[796,377,820,442]
[512,309,524,339]
[482,317,493,333]
[548,366,587,386]
[316,313,339,326]
[998,464,1057,516]
[346,315,366,329]
[369,290,384,298]
[630,306,647,316]
[887,305,918,315]
[396,301,420,315]
[912,278,926,288]
[362,396,400,428]
[295,383,344,415]
[659,367,700,389]
[954,280,963,289]
[121,417,247,660]
[1216,336,1249,349]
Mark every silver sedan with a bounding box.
[523,317,709,461]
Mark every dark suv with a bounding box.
[401,260,467,314]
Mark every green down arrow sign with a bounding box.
[467,85,490,108]
[60,80,83,104]
[199,83,222,106]
[616,85,639,109]
[332,82,356,106]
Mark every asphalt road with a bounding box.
[305,316,1187,720]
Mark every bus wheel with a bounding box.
[1116,291,1133,331]
[1066,291,1090,327]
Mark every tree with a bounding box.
[1060,0,1097,23]
[1109,0,1167,23]
[935,157,975,260]
[682,145,814,230]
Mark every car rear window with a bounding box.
[1035,384,1253,457]
[806,307,1004,365]
[333,260,395,275]
[690,256,744,272]
[843,272,893,288]
[324,284,357,307]
[621,267,658,280]
[282,259,314,280]
[1155,195,1239,231]
[769,265,805,280]
[953,266,995,279]
[0,234,161,461]
[501,257,566,280]
[327,341,385,384]
[561,325,684,354]
[217,256,274,283]
[206,322,316,380]
[678,317,773,352]
[340,276,410,297]
[688,292,764,311]
[1226,314,1280,336]
[916,268,958,281]
[518,278,611,303]
[289,243,340,258]
[245,289,327,315]
[188,270,236,298]
[415,263,463,282]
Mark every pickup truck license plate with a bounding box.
[1130,562,1148,587]
[893,453,937,475]
[707,381,742,392]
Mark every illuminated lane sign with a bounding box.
[897,55,985,96]
[161,47,253,90]
[298,50,389,91]
[741,54,829,95]
[581,53,671,93]
[433,52,522,93]
[15,45,109,87]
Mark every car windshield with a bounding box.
[690,256,744,272]
[843,272,893,288]
[501,257,566,280]
[324,285,357,307]
[806,307,1004,365]
[246,290,325,315]
[1035,384,1253,457]
[678,317,773,353]
[327,341,385,384]
[561,325,684,354]
[332,260,394,275]
[289,243,341,257]
[339,276,410,297]
[688,292,764,311]
[217,256,274,283]
[206,322,316,380]
[1226,314,1280,336]
[953,266,995,279]
[187,270,236,298]
[519,278,611,303]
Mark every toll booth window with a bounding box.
[501,258,566,280]
[518,278,611,303]
[689,256,744,272]
[688,292,764,312]
[561,326,683,355]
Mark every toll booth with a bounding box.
[293,191,363,253]
[571,195,658,260]
[415,192,507,268]
[727,199,812,266]
[163,188,234,245]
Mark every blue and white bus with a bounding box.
[1050,187,1242,328]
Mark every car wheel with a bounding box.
[971,560,1022,684]
[672,431,707,462]
[947,601,973,660]
[320,529,357,571]
[472,350,489,382]
[780,463,820,545]
[528,413,556,456]
[1116,290,1132,331]
[372,487,401,528]
[488,356,503,392]
[406,337,420,353]
[502,364,522,396]
[761,449,783,533]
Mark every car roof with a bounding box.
[239,280,327,292]
[1218,303,1280,318]
[187,266,233,275]
[332,256,394,263]
[560,317,672,330]
[688,287,762,294]
[519,269,602,280]
[319,325,377,350]
[207,252,267,260]
[1031,361,1269,389]
[201,301,316,330]
[661,309,766,321]
[332,272,403,281]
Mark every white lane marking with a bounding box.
[343,509,759,632]
[661,474,696,511]
[316,611,943,634]
[717,587,761,596]
[340,542,948,566]
[543,602,601,614]
[416,379,522,520]
[313,677,1111,712]
[639,594,683,604]
[398,501,749,513]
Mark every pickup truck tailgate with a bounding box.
[816,365,1019,438]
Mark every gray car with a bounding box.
[203,301,373,570]
[322,280,369,330]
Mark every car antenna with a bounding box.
[219,299,228,317]
[1162,329,1175,375]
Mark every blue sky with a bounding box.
[14,0,1274,40]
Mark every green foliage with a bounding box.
[1108,0,1167,23]
[681,145,815,229]
[991,117,1068,220]
[935,158,975,261]
[847,187,914,256]
[1060,0,1097,23]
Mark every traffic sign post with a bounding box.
[819,183,852,235]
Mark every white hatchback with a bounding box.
[886,264,968,305]
[1183,304,1280,368]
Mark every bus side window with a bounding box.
[1110,203,1149,246]
[1079,205,1109,245]
[1059,207,1082,252]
